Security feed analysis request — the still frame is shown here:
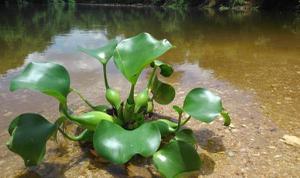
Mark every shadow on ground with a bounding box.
[195,128,226,153]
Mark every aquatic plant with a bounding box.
[7,33,231,177]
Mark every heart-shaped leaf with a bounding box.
[183,88,222,123]
[93,120,161,164]
[113,33,173,84]
[175,129,197,145]
[10,62,70,103]
[153,140,201,178]
[79,39,118,64]
[151,60,173,77]
[7,113,57,166]
[151,76,175,105]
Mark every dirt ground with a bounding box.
[1,78,299,178]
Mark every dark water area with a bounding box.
[0,4,299,177]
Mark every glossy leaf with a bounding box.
[93,120,161,164]
[175,129,197,145]
[7,113,57,166]
[79,39,118,64]
[113,33,173,84]
[183,88,222,123]
[152,119,177,136]
[153,140,201,178]
[10,62,70,103]
[151,76,175,105]
[151,60,173,77]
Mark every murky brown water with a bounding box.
[0,3,299,177]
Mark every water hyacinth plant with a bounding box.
[7,32,231,177]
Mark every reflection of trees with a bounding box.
[0,4,75,73]
[0,4,299,74]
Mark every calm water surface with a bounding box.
[0,4,299,141]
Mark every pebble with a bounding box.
[228,151,235,157]
[3,112,12,117]
[253,153,260,156]
[268,146,276,149]
[127,163,152,178]
[240,148,246,152]
[280,135,300,147]
[74,106,88,114]
[232,129,239,133]
[229,123,235,128]
[284,97,292,101]
[274,155,282,158]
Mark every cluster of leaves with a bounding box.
[7,33,230,177]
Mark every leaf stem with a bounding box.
[58,127,89,141]
[127,83,135,104]
[103,63,109,89]
[59,103,74,121]
[71,88,96,109]
[180,115,191,127]
[147,67,157,90]
[175,113,182,132]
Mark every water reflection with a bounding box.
[0,4,299,138]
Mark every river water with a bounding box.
[0,4,299,177]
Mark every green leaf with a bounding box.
[153,140,201,178]
[151,76,175,105]
[175,129,197,145]
[172,105,183,115]
[7,113,57,166]
[79,39,118,64]
[151,60,173,77]
[93,120,161,164]
[221,111,231,126]
[183,88,222,123]
[152,119,177,136]
[10,62,70,103]
[113,33,173,84]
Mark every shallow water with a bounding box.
[0,3,299,177]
